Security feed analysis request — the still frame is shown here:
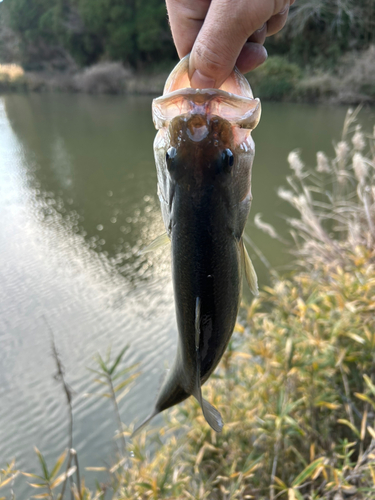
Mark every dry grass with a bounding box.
[298,45,375,104]
[0,63,25,90]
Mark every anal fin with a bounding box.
[193,298,224,433]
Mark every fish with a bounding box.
[133,55,261,435]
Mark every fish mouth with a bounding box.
[152,55,261,132]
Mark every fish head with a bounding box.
[164,112,237,188]
[153,55,261,226]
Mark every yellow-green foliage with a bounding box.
[115,247,374,499]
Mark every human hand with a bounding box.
[166,0,295,89]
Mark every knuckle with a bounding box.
[194,40,231,75]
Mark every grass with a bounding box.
[1,110,375,499]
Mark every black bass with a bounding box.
[134,55,261,434]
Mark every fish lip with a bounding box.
[152,88,261,131]
[153,87,256,108]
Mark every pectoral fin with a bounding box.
[139,232,170,255]
[241,239,259,296]
[193,298,224,433]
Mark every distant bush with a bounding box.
[266,0,375,69]
[336,45,375,104]
[296,45,375,104]
[72,62,131,94]
[248,56,302,100]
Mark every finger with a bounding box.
[166,0,211,58]
[189,0,289,88]
[247,23,267,45]
[266,5,290,37]
[236,43,268,74]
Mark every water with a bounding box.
[0,93,373,497]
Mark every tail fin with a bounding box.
[131,410,158,439]
[193,297,224,433]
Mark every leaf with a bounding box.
[28,482,46,489]
[337,419,361,438]
[109,346,129,375]
[96,353,109,374]
[367,426,375,440]
[344,332,365,344]
[112,362,141,381]
[116,387,132,403]
[315,401,340,410]
[292,458,324,487]
[86,368,104,377]
[0,475,16,488]
[22,472,45,480]
[364,375,375,396]
[34,448,49,481]
[273,476,287,490]
[32,494,50,499]
[136,482,153,490]
[50,449,67,480]
[113,372,139,393]
[50,466,76,489]
[354,392,375,411]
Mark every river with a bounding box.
[0,93,373,498]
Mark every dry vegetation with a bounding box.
[1,111,375,499]
[297,46,375,104]
[0,61,167,95]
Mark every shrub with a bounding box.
[336,45,375,104]
[248,56,302,101]
[72,62,131,94]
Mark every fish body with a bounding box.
[134,56,261,434]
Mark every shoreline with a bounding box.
[1,54,375,106]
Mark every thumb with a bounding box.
[189,0,272,88]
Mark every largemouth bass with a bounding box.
[134,56,261,434]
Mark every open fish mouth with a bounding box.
[152,55,261,132]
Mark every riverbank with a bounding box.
[1,47,375,104]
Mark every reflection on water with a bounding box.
[0,93,373,497]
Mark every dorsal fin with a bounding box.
[193,297,224,433]
[240,239,259,296]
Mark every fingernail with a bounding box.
[190,70,215,89]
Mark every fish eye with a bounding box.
[166,147,177,171]
[166,147,177,162]
[221,149,234,173]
